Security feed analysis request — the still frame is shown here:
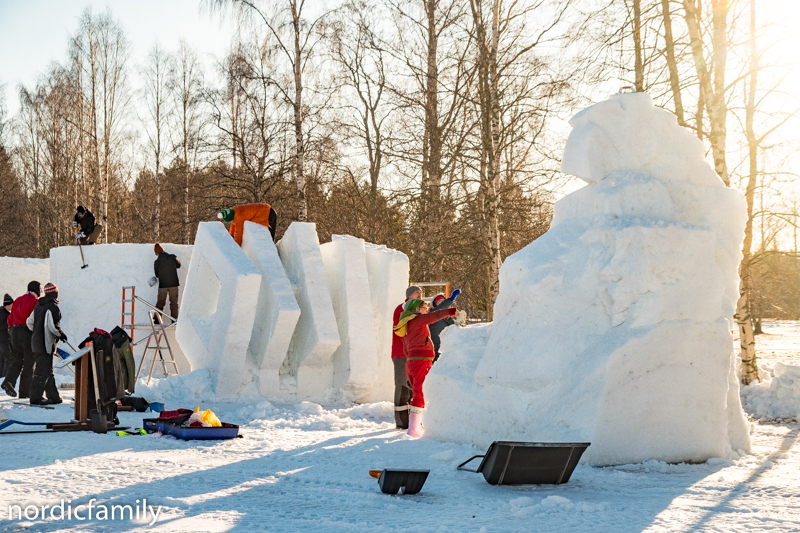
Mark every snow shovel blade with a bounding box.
[90,410,107,434]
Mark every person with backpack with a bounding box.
[0,294,12,378]
[2,281,41,398]
[394,298,457,438]
[73,205,102,245]
[153,243,181,320]
[27,283,65,405]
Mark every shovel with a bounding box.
[76,236,88,269]
[88,344,107,433]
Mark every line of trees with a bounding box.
[1,1,799,364]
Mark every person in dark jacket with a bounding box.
[73,205,102,245]
[0,294,12,378]
[394,298,457,437]
[2,281,41,398]
[391,285,421,429]
[429,289,460,364]
[27,283,65,405]
[154,243,181,319]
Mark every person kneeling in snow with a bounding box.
[27,283,65,405]
[394,299,457,438]
[73,205,102,245]
[218,203,277,245]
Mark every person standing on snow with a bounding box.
[153,243,181,320]
[428,290,461,364]
[2,281,41,398]
[0,294,12,378]
[394,298,457,438]
[217,203,277,245]
[391,285,421,429]
[73,206,102,245]
[27,283,65,405]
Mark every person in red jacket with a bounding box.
[392,285,421,429]
[395,298,457,437]
[2,281,41,398]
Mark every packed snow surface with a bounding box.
[427,92,750,465]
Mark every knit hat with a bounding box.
[76,205,85,214]
[154,243,164,255]
[43,283,58,295]
[218,208,235,222]
[432,293,446,306]
[3,294,12,306]
[405,285,422,299]
[393,299,426,337]
[27,281,41,295]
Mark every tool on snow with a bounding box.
[14,402,54,410]
[369,469,430,495]
[76,236,88,269]
[457,441,590,485]
[0,419,50,431]
[88,342,107,433]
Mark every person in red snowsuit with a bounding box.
[391,285,421,429]
[397,299,457,437]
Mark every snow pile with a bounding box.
[176,222,261,398]
[137,368,218,405]
[427,92,750,465]
[0,256,50,300]
[741,362,800,419]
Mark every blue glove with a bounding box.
[449,288,461,301]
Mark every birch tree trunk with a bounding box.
[737,0,759,385]
[661,0,685,125]
[633,0,644,92]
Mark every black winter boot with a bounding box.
[29,375,48,405]
[1,380,16,397]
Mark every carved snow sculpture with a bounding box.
[362,243,410,402]
[426,92,751,465]
[176,222,261,398]
[320,235,379,401]
[241,221,301,397]
[277,222,341,400]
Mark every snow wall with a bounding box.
[0,257,51,301]
[426,92,751,466]
[50,243,194,374]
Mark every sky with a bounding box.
[0,0,238,117]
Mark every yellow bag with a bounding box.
[194,406,222,427]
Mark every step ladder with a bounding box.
[121,286,136,343]
[135,310,180,385]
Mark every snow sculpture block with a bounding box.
[320,235,379,401]
[241,221,301,397]
[362,243,410,402]
[427,93,750,466]
[0,257,50,301]
[176,222,261,398]
[277,222,340,400]
[50,244,192,365]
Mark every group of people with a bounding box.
[392,285,463,438]
[0,281,67,405]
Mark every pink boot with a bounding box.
[407,408,425,438]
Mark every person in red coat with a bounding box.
[391,285,421,429]
[218,203,277,245]
[395,298,457,437]
[2,281,41,398]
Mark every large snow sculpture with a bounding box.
[241,222,301,397]
[277,222,341,400]
[426,92,750,465]
[176,222,261,398]
[321,235,379,401]
[0,257,50,301]
[362,243,410,402]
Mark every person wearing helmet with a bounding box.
[217,203,277,245]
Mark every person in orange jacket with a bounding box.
[217,203,277,245]
[394,298,457,438]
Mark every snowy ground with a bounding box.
[1,323,800,532]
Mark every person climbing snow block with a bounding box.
[218,203,277,245]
